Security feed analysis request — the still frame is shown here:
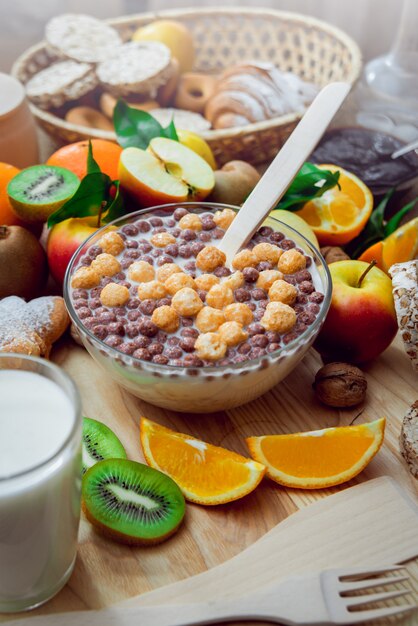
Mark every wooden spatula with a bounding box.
[218,81,351,267]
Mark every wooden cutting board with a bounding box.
[1,335,417,624]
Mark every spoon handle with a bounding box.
[218,82,351,266]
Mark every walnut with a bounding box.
[321,246,350,264]
[313,362,367,408]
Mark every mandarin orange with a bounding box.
[46,139,122,180]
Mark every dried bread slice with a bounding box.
[25,61,97,109]
[96,41,173,97]
[400,401,418,478]
[45,13,122,63]
[151,108,211,132]
[389,260,418,372]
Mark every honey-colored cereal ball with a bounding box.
[196,246,226,272]
[172,287,203,317]
[195,332,227,361]
[195,273,219,291]
[256,269,283,291]
[100,282,130,307]
[91,253,121,277]
[98,231,125,256]
[150,232,177,248]
[157,263,182,283]
[214,208,236,230]
[206,284,234,309]
[195,306,225,333]
[232,249,258,270]
[218,321,248,346]
[261,301,296,333]
[128,260,155,282]
[268,279,297,305]
[137,280,167,300]
[165,272,195,295]
[222,271,244,290]
[253,242,282,264]
[179,213,202,231]
[151,305,179,333]
[278,249,307,274]
[71,266,100,289]
[224,303,253,326]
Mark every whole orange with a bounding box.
[0,162,22,226]
[46,139,122,180]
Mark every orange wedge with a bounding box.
[246,418,385,489]
[296,164,373,246]
[140,417,266,505]
[358,217,418,274]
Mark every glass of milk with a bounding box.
[0,354,82,612]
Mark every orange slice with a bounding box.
[296,164,373,246]
[358,217,418,274]
[140,417,266,505]
[246,418,385,489]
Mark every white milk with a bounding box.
[0,370,81,612]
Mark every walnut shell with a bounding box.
[313,362,367,408]
[320,246,350,264]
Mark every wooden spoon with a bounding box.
[217,82,351,267]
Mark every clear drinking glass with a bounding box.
[0,354,82,613]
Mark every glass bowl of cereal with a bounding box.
[64,203,331,413]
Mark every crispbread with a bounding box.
[389,260,418,372]
[25,61,97,109]
[400,401,418,478]
[96,41,173,97]
[45,13,122,64]
[0,296,69,358]
[150,108,211,132]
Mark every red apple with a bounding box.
[315,260,398,363]
[47,217,99,285]
[118,138,215,208]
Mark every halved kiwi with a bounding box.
[82,417,127,474]
[82,458,186,545]
[7,165,79,223]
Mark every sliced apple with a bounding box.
[118,139,215,208]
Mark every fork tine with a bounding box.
[345,604,417,623]
[344,588,412,607]
[337,564,404,580]
[340,575,409,592]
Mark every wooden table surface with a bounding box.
[3,333,417,624]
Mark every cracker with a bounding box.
[150,108,211,132]
[25,61,97,109]
[96,41,173,97]
[400,401,418,479]
[0,296,69,358]
[389,260,418,372]
[45,13,122,63]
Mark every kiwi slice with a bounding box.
[7,165,79,223]
[82,417,127,474]
[82,458,186,545]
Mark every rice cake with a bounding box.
[151,108,211,132]
[400,401,418,478]
[389,260,418,372]
[25,61,97,109]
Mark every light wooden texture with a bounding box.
[1,335,417,624]
[4,479,418,626]
[218,82,350,265]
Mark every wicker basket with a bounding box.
[12,7,362,166]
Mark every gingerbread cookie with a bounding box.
[0,296,69,358]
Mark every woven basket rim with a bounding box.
[11,6,363,144]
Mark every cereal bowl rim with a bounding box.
[64,202,332,374]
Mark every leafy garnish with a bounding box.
[47,141,124,227]
[113,100,178,149]
[274,162,341,212]
[346,190,417,259]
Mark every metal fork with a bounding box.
[4,564,416,625]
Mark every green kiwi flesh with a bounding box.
[82,459,186,545]
[7,165,79,222]
[82,417,127,474]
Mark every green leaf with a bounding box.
[384,198,417,236]
[113,99,179,149]
[86,139,101,174]
[102,180,124,224]
[274,163,340,212]
[47,173,110,227]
